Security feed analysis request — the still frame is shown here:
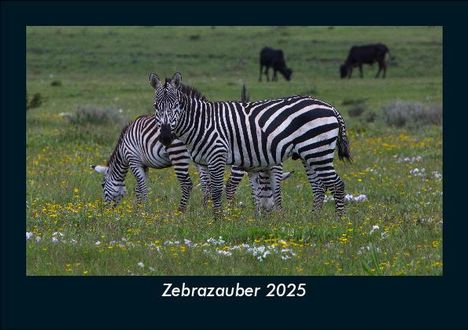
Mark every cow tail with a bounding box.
[333,108,352,162]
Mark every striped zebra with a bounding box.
[149,72,351,217]
[90,92,284,212]
[150,81,293,213]
[91,114,204,211]
[225,84,293,212]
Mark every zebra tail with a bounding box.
[333,109,352,162]
[241,84,249,103]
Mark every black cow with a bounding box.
[340,43,390,79]
[259,47,293,82]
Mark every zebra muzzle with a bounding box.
[159,124,174,146]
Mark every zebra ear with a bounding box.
[92,165,108,174]
[171,72,182,88]
[149,73,161,90]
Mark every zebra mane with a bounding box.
[106,122,131,167]
[164,78,208,101]
[107,115,154,167]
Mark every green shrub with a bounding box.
[348,103,367,118]
[26,93,44,110]
[342,98,368,106]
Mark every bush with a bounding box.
[364,110,377,123]
[26,93,44,110]
[51,80,62,87]
[382,101,442,127]
[348,103,367,118]
[342,98,368,106]
[64,106,128,126]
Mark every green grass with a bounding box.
[26,26,442,275]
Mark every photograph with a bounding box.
[26,26,442,276]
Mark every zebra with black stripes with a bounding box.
[149,72,351,217]
[91,114,203,211]
[225,84,293,212]
[90,90,287,212]
[150,80,293,213]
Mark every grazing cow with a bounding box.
[259,47,293,82]
[340,43,390,79]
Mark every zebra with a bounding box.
[90,90,286,212]
[91,114,204,211]
[150,72,351,217]
[150,80,293,213]
[225,84,293,212]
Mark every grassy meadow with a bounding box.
[26,26,443,275]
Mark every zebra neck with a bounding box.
[174,97,212,146]
[107,146,128,182]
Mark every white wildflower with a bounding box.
[35,236,41,242]
[207,236,225,245]
[432,171,442,180]
[370,225,380,235]
[51,237,59,243]
[344,194,368,202]
[95,241,101,246]
[344,194,354,202]
[137,262,144,268]
[216,250,232,256]
[398,155,422,163]
[354,194,368,202]
[26,232,33,240]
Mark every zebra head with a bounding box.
[149,72,183,147]
[91,165,127,204]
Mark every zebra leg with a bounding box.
[249,169,275,214]
[247,171,261,215]
[196,164,211,206]
[303,162,326,212]
[313,165,346,216]
[271,165,283,210]
[225,166,245,202]
[325,175,346,217]
[208,161,226,218]
[173,165,193,212]
[130,165,148,203]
